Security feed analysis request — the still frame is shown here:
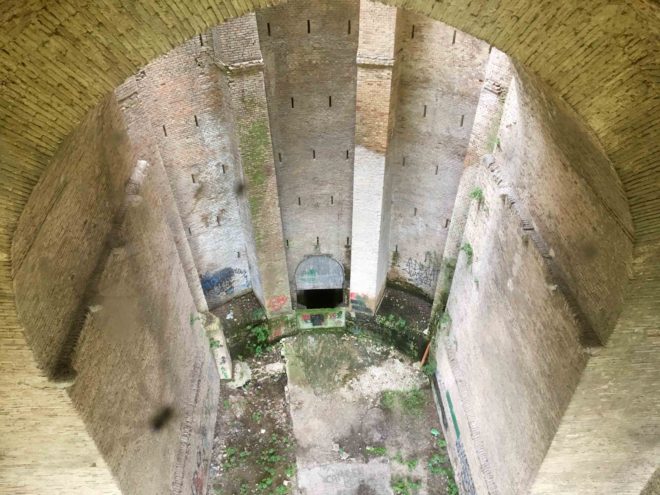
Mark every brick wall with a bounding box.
[494,67,634,342]
[438,165,588,493]
[11,91,219,495]
[433,61,637,493]
[68,153,218,495]
[1,1,658,493]
[348,0,397,313]
[256,0,359,301]
[132,36,252,309]
[386,12,489,296]
[532,239,660,494]
[11,95,135,377]
[212,15,293,315]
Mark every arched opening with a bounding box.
[295,255,345,309]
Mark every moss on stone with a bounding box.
[238,118,271,246]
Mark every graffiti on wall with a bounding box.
[455,438,477,495]
[200,267,249,300]
[190,360,217,495]
[402,251,441,290]
[297,308,345,329]
[299,267,318,284]
[350,292,371,314]
[295,256,344,290]
[267,294,289,313]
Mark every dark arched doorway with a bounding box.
[295,256,345,309]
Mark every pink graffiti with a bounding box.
[267,295,289,312]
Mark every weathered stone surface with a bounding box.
[257,0,359,299]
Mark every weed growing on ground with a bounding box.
[220,428,295,494]
[376,313,407,331]
[426,428,459,495]
[380,389,426,416]
[248,324,270,356]
[391,476,421,495]
[365,446,388,457]
[422,358,436,377]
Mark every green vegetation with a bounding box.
[426,428,459,495]
[380,389,426,416]
[365,446,388,457]
[440,312,452,330]
[460,243,474,265]
[221,431,295,494]
[375,313,407,331]
[391,477,421,495]
[469,187,485,203]
[248,323,270,356]
[209,337,222,349]
[422,358,437,377]
[428,453,448,475]
[251,308,266,321]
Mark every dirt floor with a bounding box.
[211,292,266,356]
[377,287,433,330]
[209,345,297,495]
[208,332,456,495]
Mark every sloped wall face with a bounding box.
[386,12,489,296]
[11,95,219,495]
[11,96,135,377]
[256,0,359,296]
[433,67,635,493]
[531,241,660,494]
[132,36,252,309]
[438,169,588,494]
[494,68,633,342]
[68,156,219,495]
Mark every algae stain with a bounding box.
[238,118,271,246]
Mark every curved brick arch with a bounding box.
[0,0,657,255]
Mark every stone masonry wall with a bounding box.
[212,16,293,315]
[256,0,359,300]
[11,95,135,377]
[68,151,218,495]
[11,92,219,495]
[133,35,251,310]
[386,12,489,296]
[349,0,397,314]
[493,67,634,343]
[439,166,588,494]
